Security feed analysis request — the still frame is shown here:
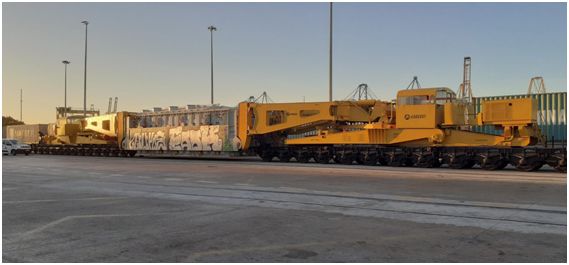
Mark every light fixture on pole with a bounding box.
[207,26,217,105]
[62,60,70,117]
[81,20,89,117]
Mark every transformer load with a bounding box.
[121,105,241,154]
[29,87,565,173]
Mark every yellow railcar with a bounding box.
[32,88,565,173]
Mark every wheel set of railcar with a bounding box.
[257,146,566,173]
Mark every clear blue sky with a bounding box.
[2,2,567,124]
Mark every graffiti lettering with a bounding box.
[129,131,166,150]
[126,125,242,152]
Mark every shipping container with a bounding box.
[6,124,48,144]
[2,126,6,138]
[473,92,567,143]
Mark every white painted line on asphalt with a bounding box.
[21,212,179,237]
[334,191,362,195]
[280,187,306,191]
[88,172,101,175]
[51,169,61,171]
[394,196,432,202]
[3,197,126,204]
[235,183,257,187]
[197,181,218,184]
[109,174,125,177]
[136,176,151,179]
[471,203,519,209]
[165,178,183,181]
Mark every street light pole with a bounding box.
[62,60,70,117]
[81,21,89,117]
[20,89,22,122]
[207,26,217,105]
[329,2,333,102]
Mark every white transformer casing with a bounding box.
[122,105,243,157]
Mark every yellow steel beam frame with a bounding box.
[238,100,392,149]
[238,91,540,149]
[44,112,134,146]
[84,113,119,137]
[285,126,537,147]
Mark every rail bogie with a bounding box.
[257,145,566,173]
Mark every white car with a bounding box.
[2,139,31,156]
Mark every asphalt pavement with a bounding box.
[2,155,567,262]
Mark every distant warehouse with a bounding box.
[473,92,567,143]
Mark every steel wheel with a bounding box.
[316,153,330,164]
[259,150,274,162]
[516,163,544,172]
[404,159,415,167]
[416,154,440,168]
[388,154,404,167]
[555,165,567,173]
[480,156,508,171]
[277,151,292,162]
[514,156,544,172]
[363,154,377,166]
[332,156,341,164]
[339,153,353,165]
[296,152,311,163]
[449,161,475,169]
[447,155,475,169]
[481,162,508,171]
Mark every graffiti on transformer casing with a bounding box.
[168,126,223,151]
[126,125,241,151]
[128,131,166,150]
